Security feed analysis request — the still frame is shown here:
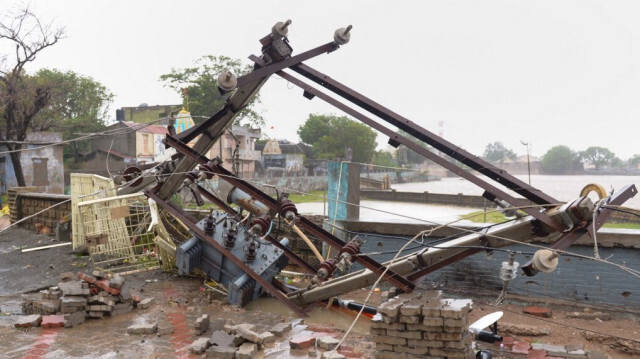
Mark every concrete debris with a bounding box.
[317,336,340,350]
[137,297,155,309]
[195,314,210,335]
[236,342,258,359]
[289,335,316,349]
[566,311,611,321]
[14,314,42,329]
[206,345,236,358]
[321,351,346,359]
[41,315,65,328]
[189,337,211,354]
[500,322,551,336]
[127,322,157,335]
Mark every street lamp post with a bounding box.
[520,141,531,185]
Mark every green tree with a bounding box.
[580,146,617,171]
[628,154,640,169]
[0,7,64,186]
[159,55,264,127]
[298,114,377,163]
[483,142,516,163]
[372,150,395,167]
[31,69,113,164]
[541,145,579,174]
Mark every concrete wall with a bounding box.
[361,190,488,207]
[325,222,640,307]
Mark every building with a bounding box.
[115,104,179,124]
[0,132,65,194]
[208,126,261,178]
[78,121,171,175]
[256,139,312,176]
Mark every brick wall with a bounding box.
[9,190,71,229]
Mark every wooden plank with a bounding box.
[21,242,71,253]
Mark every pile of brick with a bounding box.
[371,290,474,359]
[16,270,152,329]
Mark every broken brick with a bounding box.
[289,335,316,349]
[523,306,552,318]
[41,315,65,329]
[14,314,42,329]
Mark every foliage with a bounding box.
[159,55,264,127]
[483,142,517,163]
[31,69,113,164]
[372,150,395,167]
[0,6,64,186]
[580,146,618,170]
[297,114,377,163]
[629,154,640,168]
[540,145,579,174]
[460,210,508,223]
[395,130,430,166]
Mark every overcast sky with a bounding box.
[3,0,640,160]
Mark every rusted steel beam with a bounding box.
[406,249,482,282]
[146,189,308,317]
[290,63,558,207]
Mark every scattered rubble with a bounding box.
[500,322,552,336]
[16,271,152,330]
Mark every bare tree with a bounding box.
[0,6,64,186]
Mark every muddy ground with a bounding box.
[0,224,639,358]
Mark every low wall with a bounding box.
[361,190,488,208]
[9,190,71,229]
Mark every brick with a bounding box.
[424,331,464,341]
[14,314,42,329]
[399,300,422,316]
[443,316,468,328]
[260,331,276,344]
[127,322,157,335]
[423,316,444,326]
[58,281,89,296]
[394,345,429,355]
[61,296,87,308]
[321,351,346,359]
[87,304,112,312]
[370,328,386,336]
[189,337,211,354]
[398,315,420,324]
[60,272,75,282]
[374,350,407,359]
[76,272,96,284]
[138,297,155,309]
[237,325,264,344]
[236,342,257,359]
[317,336,340,350]
[527,349,547,359]
[512,341,532,354]
[378,298,403,318]
[206,345,236,358]
[373,335,406,346]
[41,315,65,328]
[376,343,394,351]
[88,295,115,307]
[289,335,316,349]
[387,330,422,339]
[269,322,291,336]
[523,306,552,318]
[441,299,472,319]
[87,311,104,318]
[64,311,86,328]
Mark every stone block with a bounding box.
[138,297,155,309]
[189,337,211,354]
[398,315,420,324]
[127,322,158,335]
[61,296,87,308]
[317,336,340,350]
[373,335,406,346]
[443,316,468,328]
[399,300,422,316]
[269,322,291,337]
[195,314,210,335]
[206,345,237,358]
[237,325,264,344]
[63,311,86,328]
[14,314,42,329]
[387,330,422,339]
[321,351,346,359]
[440,299,472,319]
[109,274,124,290]
[87,295,115,307]
[374,350,407,359]
[236,342,258,359]
[259,331,276,344]
[378,298,403,318]
[58,281,90,296]
[423,316,444,326]
[208,330,237,347]
[394,345,429,355]
[41,315,65,328]
[289,335,316,349]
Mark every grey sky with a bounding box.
[4,0,640,160]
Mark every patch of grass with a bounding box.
[602,222,640,229]
[279,190,326,204]
[460,210,509,223]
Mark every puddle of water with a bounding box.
[246,297,371,335]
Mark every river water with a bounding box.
[295,174,638,224]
